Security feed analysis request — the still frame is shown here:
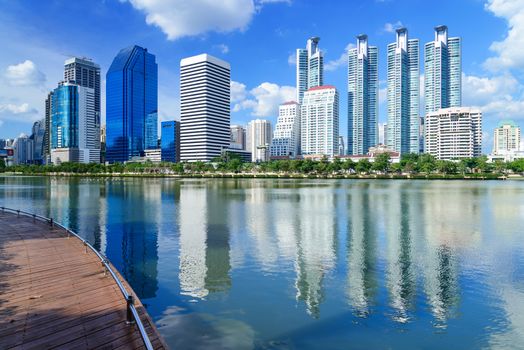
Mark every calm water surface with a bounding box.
[1,176,524,349]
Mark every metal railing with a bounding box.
[0,206,154,350]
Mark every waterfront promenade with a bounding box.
[0,210,166,349]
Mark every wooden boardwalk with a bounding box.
[0,210,167,350]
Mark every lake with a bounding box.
[1,175,523,349]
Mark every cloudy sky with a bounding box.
[0,0,523,152]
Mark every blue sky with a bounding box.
[1,0,523,153]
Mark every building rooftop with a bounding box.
[307,85,336,92]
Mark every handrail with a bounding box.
[0,206,154,350]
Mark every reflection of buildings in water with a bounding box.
[385,189,416,323]
[346,185,378,316]
[245,186,279,271]
[178,182,231,298]
[104,180,159,300]
[295,188,336,318]
[271,191,300,263]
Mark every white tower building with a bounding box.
[247,119,272,162]
[271,102,301,158]
[296,37,324,104]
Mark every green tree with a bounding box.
[418,154,436,174]
[356,159,372,174]
[0,158,6,172]
[372,153,391,173]
[436,160,458,174]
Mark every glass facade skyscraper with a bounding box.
[387,28,420,155]
[161,120,180,162]
[145,112,158,149]
[348,35,378,155]
[106,45,158,163]
[296,37,324,104]
[424,26,461,114]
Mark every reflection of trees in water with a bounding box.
[346,184,378,317]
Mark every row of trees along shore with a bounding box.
[1,153,524,177]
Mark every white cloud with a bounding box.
[215,44,230,54]
[325,43,355,71]
[383,21,403,33]
[463,72,524,119]
[4,60,46,88]
[124,0,287,40]
[287,52,296,66]
[0,103,40,122]
[232,82,295,117]
[484,0,524,71]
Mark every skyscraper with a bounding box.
[493,120,521,155]
[247,119,272,162]
[43,91,53,164]
[387,28,420,154]
[230,125,246,150]
[180,54,230,162]
[271,101,300,158]
[30,119,45,164]
[145,112,158,149]
[161,120,180,163]
[348,35,378,155]
[296,37,324,104]
[425,107,481,160]
[50,82,100,164]
[424,26,461,114]
[106,45,158,163]
[64,57,101,125]
[301,86,339,157]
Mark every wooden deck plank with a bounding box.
[0,210,167,350]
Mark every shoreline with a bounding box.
[2,172,521,180]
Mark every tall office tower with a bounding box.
[338,136,345,156]
[12,134,34,165]
[424,25,461,114]
[30,119,45,164]
[379,123,388,146]
[247,119,273,162]
[51,82,100,163]
[296,37,324,103]
[271,101,300,158]
[161,120,180,162]
[301,86,339,157]
[64,57,101,125]
[493,120,521,155]
[145,112,158,149]
[387,28,420,154]
[348,35,378,155]
[106,45,157,162]
[43,91,53,164]
[419,116,425,153]
[180,54,230,162]
[230,124,246,150]
[425,107,481,160]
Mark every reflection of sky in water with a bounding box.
[1,176,524,349]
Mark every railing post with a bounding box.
[84,241,88,253]
[17,210,20,218]
[49,218,54,228]
[33,214,36,222]
[126,295,135,324]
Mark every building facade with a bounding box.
[64,57,101,125]
[161,120,180,163]
[180,54,230,162]
[43,91,53,164]
[30,119,46,164]
[493,120,521,155]
[348,35,378,155]
[425,107,482,160]
[145,112,158,149]
[51,83,100,164]
[296,37,324,104]
[387,28,420,154]
[270,101,300,158]
[247,119,272,162]
[424,25,461,114]
[301,86,339,157]
[106,45,158,163]
[12,134,33,165]
[230,125,246,150]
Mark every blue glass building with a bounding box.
[161,120,180,162]
[106,45,157,162]
[52,84,78,150]
[145,112,158,149]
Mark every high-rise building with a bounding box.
[145,112,158,149]
[296,37,324,103]
[247,119,272,162]
[64,57,101,125]
[106,45,158,163]
[43,91,53,164]
[12,134,33,165]
[338,136,345,156]
[271,101,300,158]
[30,119,45,164]
[348,35,378,155]
[230,125,246,150]
[161,120,180,163]
[387,28,420,154]
[379,122,388,146]
[493,120,521,155]
[301,86,339,157]
[425,107,482,160]
[180,54,230,162]
[424,25,461,114]
[50,82,100,163]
